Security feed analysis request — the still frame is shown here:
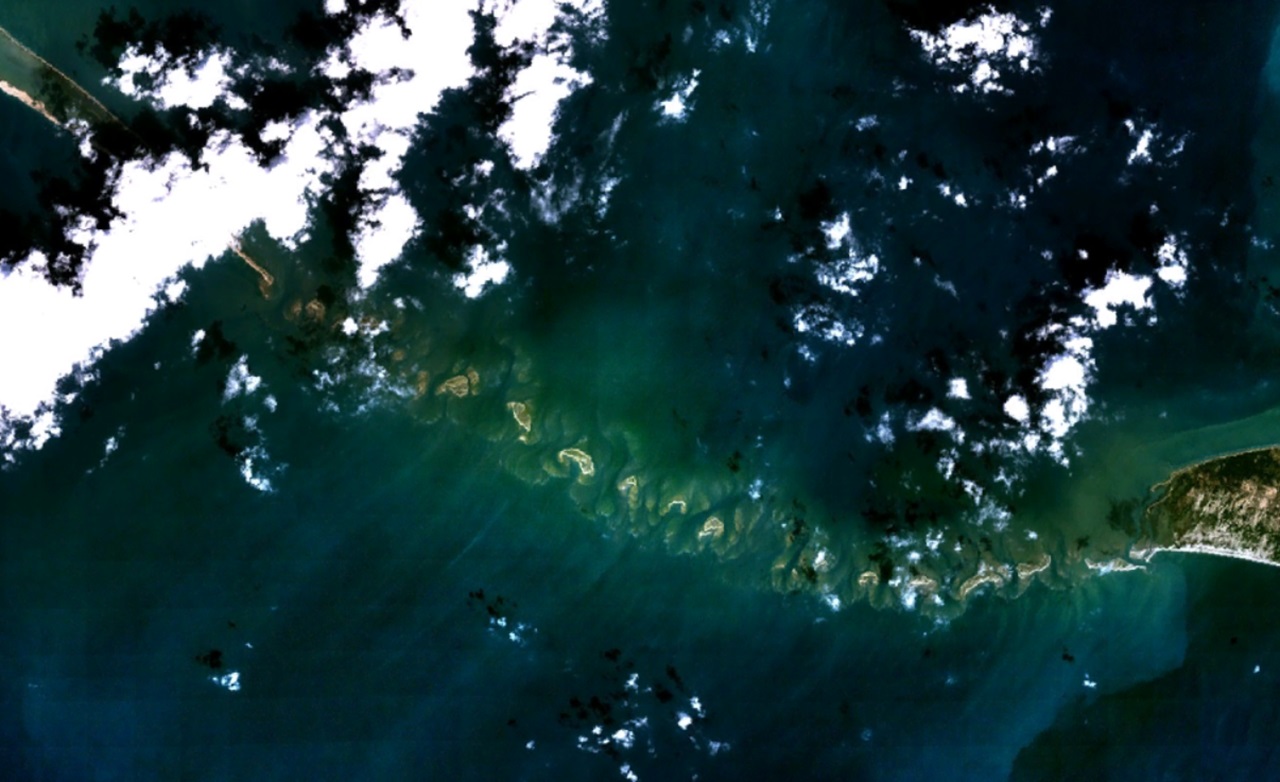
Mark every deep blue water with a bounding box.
[6,0,1280,778]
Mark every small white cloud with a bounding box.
[1004,394,1030,423]
[1039,353,1087,392]
[910,9,1046,95]
[792,304,862,347]
[821,212,852,249]
[910,408,957,432]
[1083,271,1152,328]
[223,355,263,400]
[1030,135,1077,156]
[162,279,188,303]
[98,430,122,467]
[1128,130,1152,165]
[112,45,236,110]
[658,70,700,120]
[454,244,512,299]
[1156,234,1189,288]
[211,670,241,692]
[238,444,277,493]
[816,253,879,297]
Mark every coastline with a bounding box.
[1147,443,1280,495]
[1139,446,1280,573]
[1130,543,1280,569]
[0,77,59,126]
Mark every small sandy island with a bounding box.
[557,447,595,480]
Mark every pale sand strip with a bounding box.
[1130,544,1280,569]
[230,239,275,296]
[0,78,60,126]
[0,23,123,125]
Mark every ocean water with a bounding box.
[5,0,1280,778]
[0,317,1202,781]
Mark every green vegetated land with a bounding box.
[1142,447,1280,564]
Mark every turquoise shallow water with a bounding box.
[0,331,1200,780]
[6,0,1280,778]
[0,251,1254,780]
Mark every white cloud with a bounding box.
[792,303,862,347]
[211,670,241,691]
[1156,234,1189,288]
[332,2,478,287]
[1083,270,1152,328]
[238,445,275,492]
[910,408,957,432]
[816,253,879,296]
[454,244,511,298]
[1030,135,1077,156]
[658,70,700,120]
[224,355,263,400]
[910,8,1047,95]
[1125,123,1154,165]
[1,2,482,450]
[820,212,851,249]
[1003,394,1030,423]
[113,46,237,110]
[1039,352,1087,392]
[354,192,421,289]
[491,0,598,169]
[0,111,330,434]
